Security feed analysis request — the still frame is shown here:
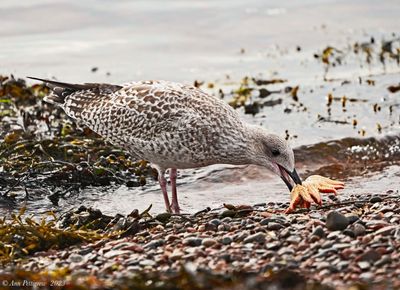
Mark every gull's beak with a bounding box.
[278,165,302,191]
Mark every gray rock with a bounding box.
[145,239,164,249]
[286,235,301,244]
[360,272,374,281]
[277,247,295,256]
[220,236,233,245]
[326,211,349,231]
[343,229,355,238]
[332,243,351,250]
[346,214,359,224]
[353,223,366,236]
[279,228,291,238]
[204,222,217,231]
[369,196,383,203]
[316,261,330,270]
[327,231,342,240]
[312,226,325,238]
[357,261,370,270]
[321,241,335,249]
[209,219,221,226]
[266,242,281,250]
[375,255,391,267]
[243,232,266,244]
[139,259,156,267]
[337,260,350,270]
[103,250,131,259]
[267,222,284,230]
[221,217,232,223]
[68,254,83,263]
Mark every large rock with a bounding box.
[326,211,349,231]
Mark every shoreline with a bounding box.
[1,191,399,289]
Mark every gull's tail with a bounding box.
[27,77,122,106]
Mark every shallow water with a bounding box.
[0,0,399,215]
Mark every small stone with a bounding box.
[312,226,325,238]
[309,235,320,243]
[360,272,374,280]
[221,217,232,223]
[218,224,228,231]
[357,261,370,270]
[277,247,295,256]
[220,210,236,218]
[326,211,349,231]
[202,238,217,247]
[343,229,355,238]
[286,235,301,244]
[220,236,233,245]
[243,232,266,244]
[369,196,383,203]
[204,222,217,231]
[209,219,221,226]
[144,239,164,249]
[357,249,381,262]
[316,261,330,270]
[337,261,349,270]
[279,228,291,238]
[183,237,202,247]
[353,224,366,236]
[103,250,131,259]
[266,242,280,250]
[365,220,390,230]
[68,254,83,264]
[346,214,359,224]
[375,255,391,267]
[332,243,351,250]
[374,225,397,236]
[169,251,183,261]
[267,222,284,230]
[139,259,156,267]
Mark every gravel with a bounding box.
[3,191,399,289]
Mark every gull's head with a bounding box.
[247,125,302,191]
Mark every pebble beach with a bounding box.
[1,1,399,289]
[1,191,398,289]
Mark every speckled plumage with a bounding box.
[30,77,297,213]
[47,80,251,170]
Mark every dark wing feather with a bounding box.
[27,77,123,105]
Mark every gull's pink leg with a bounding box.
[170,168,180,213]
[158,170,171,213]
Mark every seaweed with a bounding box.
[0,75,153,196]
[0,208,107,265]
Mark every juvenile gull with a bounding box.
[28,77,343,213]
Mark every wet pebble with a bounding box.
[369,196,383,203]
[353,223,366,236]
[243,232,266,244]
[326,211,349,231]
[357,261,370,270]
[68,254,84,264]
[267,222,284,230]
[183,237,203,247]
[312,226,325,238]
[145,239,164,249]
[220,236,233,245]
[357,249,381,262]
[202,238,217,247]
[139,259,156,267]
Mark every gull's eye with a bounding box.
[272,149,280,157]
